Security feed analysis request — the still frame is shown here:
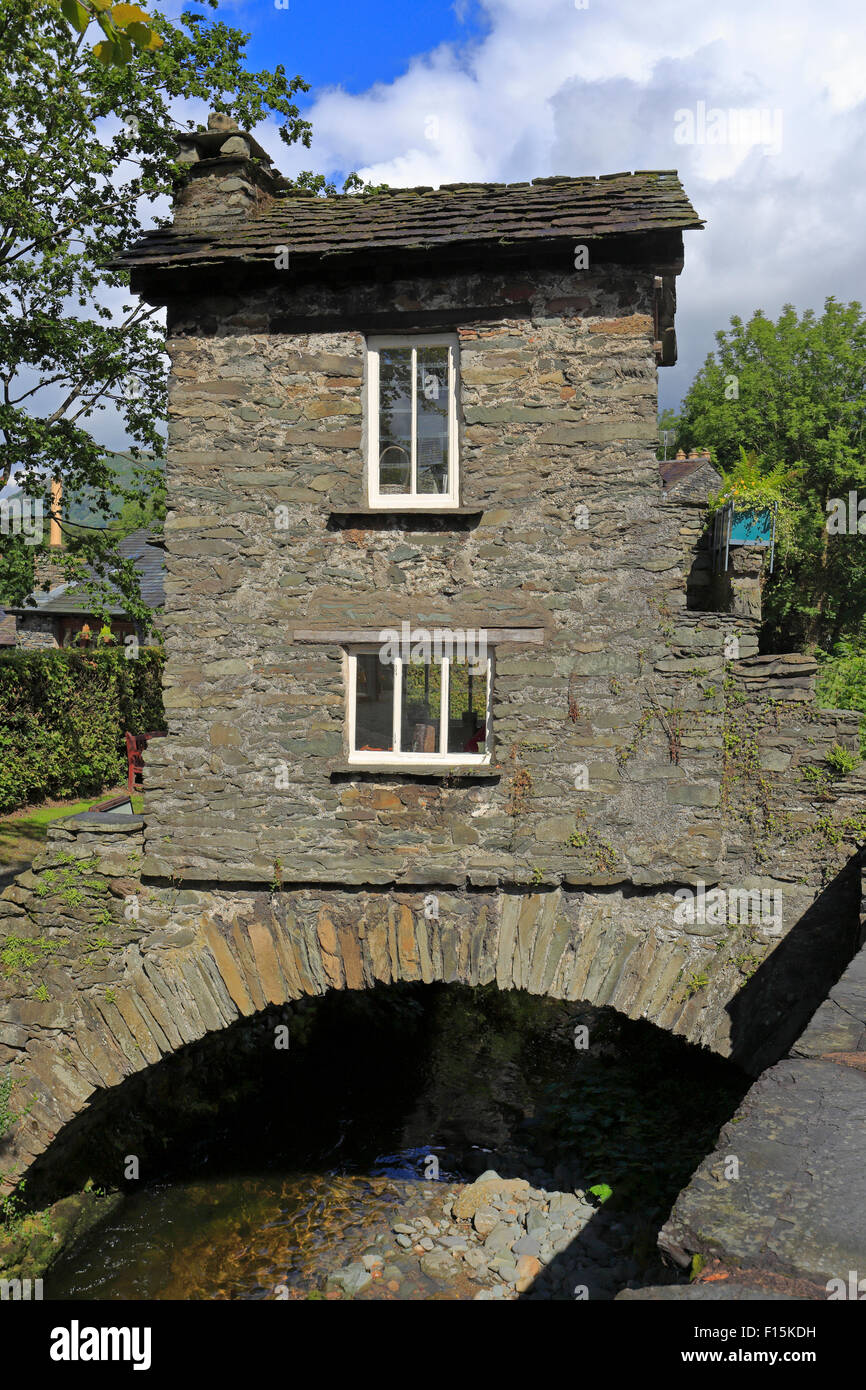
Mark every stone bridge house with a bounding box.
[2,120,865,1218]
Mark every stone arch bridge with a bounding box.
[1,799,864,1195]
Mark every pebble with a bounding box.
[473,1205,500,1237]
[512,1234,542,1258]
[327,1263,372,1297]
[420,1249,461,1281]
[303,1164,646,1304]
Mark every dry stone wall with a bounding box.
[146,259,747,888]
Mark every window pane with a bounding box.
[401,658,441,754]
[447,659,488,754]
[415,345,449,495]
[378,347,413,494]
[354,654,395,752]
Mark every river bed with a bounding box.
[40,985,749,1301]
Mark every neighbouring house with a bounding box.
[0,452,164,647]
[105,117,863,1070]
[4,528,164,649]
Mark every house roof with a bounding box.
[119,171,703,274]
[659,452,722,499]
[7,530,164,618]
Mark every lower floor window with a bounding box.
[348,648,491,764]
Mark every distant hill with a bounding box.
[63,453,164,533]
[1,453,164,536]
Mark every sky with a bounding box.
[222,0,865,419]
[12,0,866,458]
[166,0,866,417]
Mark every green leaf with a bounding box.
[91,37,115,63]
[588,1182,613,1204]
[60,0,91,33]
[125,21,153,49]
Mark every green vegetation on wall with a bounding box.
[0,648,164,813]
[817,637,866,755]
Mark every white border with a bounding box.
[366,334,459,510]
[347,645,491,767]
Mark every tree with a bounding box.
[51,0,164,68]
[0,0,314,627]
[675,299,866,652]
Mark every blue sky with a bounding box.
[235,0,489,100]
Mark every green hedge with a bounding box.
[816,639,866,756]
[0,649,165,814]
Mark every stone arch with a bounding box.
[3,882,755,1191]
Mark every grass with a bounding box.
[0,789,143,873]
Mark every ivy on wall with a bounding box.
[0,649,164,813]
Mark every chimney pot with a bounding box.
[207,111,238,133]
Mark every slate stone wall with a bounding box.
[146,259,741,887]
[136,257,865,1072]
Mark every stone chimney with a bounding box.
[172,112,285,233]
[48,478,63,548]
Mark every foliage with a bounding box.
[0,0,313,618]
[0,935,58,978]
[706,446,797,576]
[707,446,792,515]
[816,637,866,755]
[674,299,866,651]
[50,0,164,67]
[289,169,391,199]
[0,647,164,811]
[587,1182,612,1204]
[0,1072,18,1140]
[824,742,860,775]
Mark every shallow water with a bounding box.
[40,986,749,1301]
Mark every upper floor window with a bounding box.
[366,335,459,508]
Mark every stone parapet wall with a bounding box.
[0,814,145,1074]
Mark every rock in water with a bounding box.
[420,1249,461,1281]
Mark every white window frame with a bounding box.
[366,334,459,509]
[346,645,492,767]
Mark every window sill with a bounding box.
[329,506,482,526]
[331,761,502,781]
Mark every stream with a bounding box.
[43,984,749,1300]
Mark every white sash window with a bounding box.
[347,644,491,766]
[366,335,459,508]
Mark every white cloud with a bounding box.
[249,0,866,410]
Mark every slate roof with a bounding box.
[7,530,164,617]
[119,171,703,273]
[659,453,722,500]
